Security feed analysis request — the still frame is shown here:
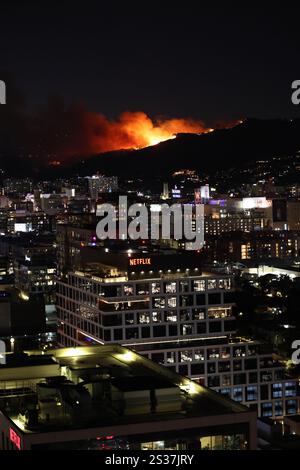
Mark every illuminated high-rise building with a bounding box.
[56,238,299,419]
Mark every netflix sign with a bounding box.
[129,258,151,266]
[127,253,201,274]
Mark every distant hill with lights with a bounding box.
[1,117,300,178]
[73,118,300,177]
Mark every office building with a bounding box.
[56,248,299,419]
[204,231,300,263]
[86,175,118,200]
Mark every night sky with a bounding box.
[1,2,300,124]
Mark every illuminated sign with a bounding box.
[129,258,151,266]
[242,197,271,210]
[10,428,21,450]
[200,185,210,201]
[194,189,201,204]
[172,186,181,199]
[14,223,33,233]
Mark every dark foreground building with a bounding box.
[0,345,257,450]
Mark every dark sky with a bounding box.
[1,2,300,124]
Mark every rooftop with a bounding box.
[0,344,249,435]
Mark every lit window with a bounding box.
[272,383,282,398]
[152,311,162,323]
[261,402,273,417]
[233,387,243,402]
[138,312,150,324]
[208,279,217,290]
[151,282,161,294]
[194,349,205,361]
[286,399,297,415]
[180,350,192,362]
[165,282,177,294]
[193,280,206,292]
[167,297,177,308]
[246,386,258,401]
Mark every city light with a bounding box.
[0,5,299,452]
[115,351,136,363]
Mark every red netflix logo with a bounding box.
[129,258,151,266]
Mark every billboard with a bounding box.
[200,185,210,201]
[14,223,33,233]
[241,197,271,209]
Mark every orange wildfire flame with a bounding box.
[62,110,209,158]
[119,113,208,148]
[41,105,242,163]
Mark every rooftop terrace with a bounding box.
[0,344,249,435]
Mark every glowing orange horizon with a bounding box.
[109,112,209,150]
[44,109,243,162]
[60,111,210,158]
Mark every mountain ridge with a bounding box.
[73,117,300,177]
[1,117,300,178]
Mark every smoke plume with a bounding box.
[0,82,238,168]
[42,106,208,160]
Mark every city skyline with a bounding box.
[2,3,300,454]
